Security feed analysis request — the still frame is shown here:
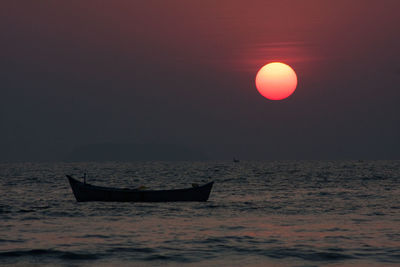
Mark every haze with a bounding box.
[0,1,399,161]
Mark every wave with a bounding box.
[244,247,356,261]
[0,249,100,260]
[143,254,193,262]
[106,247,155,253]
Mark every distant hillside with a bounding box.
[65,143,208,161]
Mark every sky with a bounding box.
[0,0,399,161]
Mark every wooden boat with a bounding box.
[66,175,214,202]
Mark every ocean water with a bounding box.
[0,160,399,267]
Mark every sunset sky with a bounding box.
[1,1,399,160]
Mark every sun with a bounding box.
[255,62,298,100]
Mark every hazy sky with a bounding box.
[1,0,399,160]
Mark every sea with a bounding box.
[0,160,399,267]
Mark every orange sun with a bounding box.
[255,62,298,100]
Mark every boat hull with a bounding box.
[67,175,213,202]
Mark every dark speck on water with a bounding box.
[0,160,399,266]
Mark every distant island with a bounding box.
[65,143,208,162]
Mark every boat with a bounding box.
[66,175,214,202]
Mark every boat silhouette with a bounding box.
[66,175,214,202]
